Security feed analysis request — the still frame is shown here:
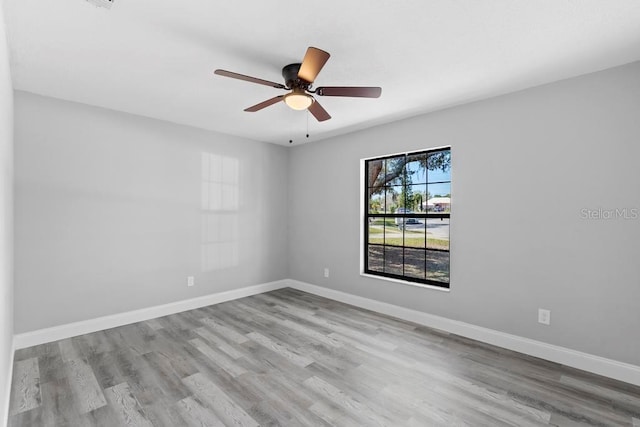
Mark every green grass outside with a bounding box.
[368,237,449,250]
[368,222,449,250]
[370,219,397,226]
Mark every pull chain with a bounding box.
[289,112,310,144]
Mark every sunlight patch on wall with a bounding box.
[201,153,239,271]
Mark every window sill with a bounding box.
[360,273,450,292]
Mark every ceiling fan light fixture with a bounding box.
[284,91,314,110]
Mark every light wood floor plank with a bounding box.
[182,372,259,427]
[200,318,249,344]
[176,396,225,427]
[144,319,164,331]
[8,288,640,426]
[303,375,393,427]
[189,338,247,378]
[38,377,85,427]
[58,339,81,362]
[9,357,41,416]
[104,382,153,427]
[194,327,245,360]
[65,357,107,414]
[308,399,363,427]
[246,331,314,367]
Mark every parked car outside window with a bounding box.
[395,208,422,228]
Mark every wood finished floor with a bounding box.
[8,288,640,426]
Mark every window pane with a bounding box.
[406,153,427,184]
[384,222,403,246]
[427,183,450,212]
[427,150,451,183]
[384,246,403,275]
[384,156,405,186]
[367,245,384,273]
[403,220,425,248]
[369,190,385,214]
[404,248,426,280]
[426,250,450,283]
[367,159,384,188]
[426,218,449,250]
[368,217,385,245]
[404,184,426,212]
[385,186,403,213]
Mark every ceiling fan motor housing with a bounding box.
[282,63,306,88]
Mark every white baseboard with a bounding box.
[287,279,640,387]
[13,280,289,350]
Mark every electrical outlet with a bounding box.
[538,308,550,325]
[324,268,329,278]
[187,276,195,287]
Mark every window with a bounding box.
[364,147,451,288]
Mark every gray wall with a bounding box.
[289,61,640,366]
[0,0,13,422]
[14,92,289,333]
[11,58,640,368]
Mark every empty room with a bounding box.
[1,0,640,426]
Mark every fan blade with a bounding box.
[244,96,285,112]
[214,69,286,89]
[308,99,331,122]
[298,47,330,83]
[316,86,382,98]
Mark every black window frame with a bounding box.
[364,147,451,289]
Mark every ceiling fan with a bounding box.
[214,47,382,122]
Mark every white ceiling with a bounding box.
[5,0,640,145]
